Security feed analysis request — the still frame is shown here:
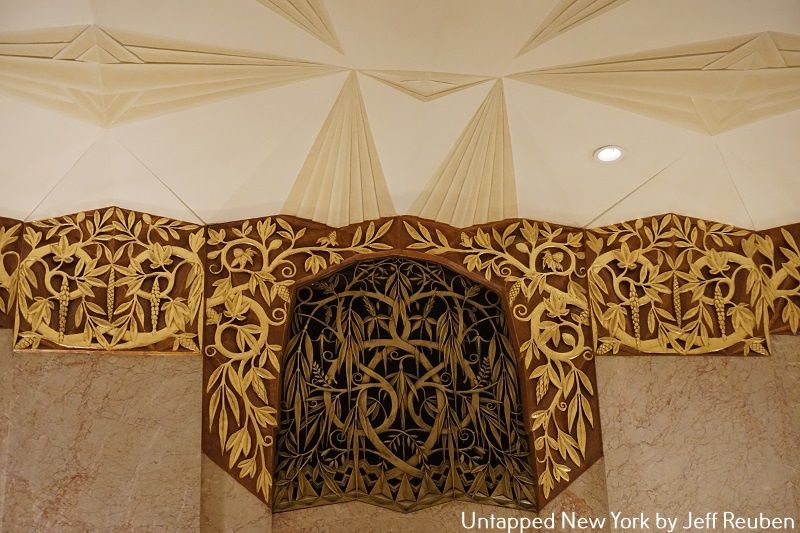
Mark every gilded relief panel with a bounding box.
[5,207,799,517]
[587,214,773,356]
[0,216,22,329]
[403,219,600,502]
[14,207,205,352]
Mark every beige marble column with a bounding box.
[595,336,800,529]
[1,349,203,531]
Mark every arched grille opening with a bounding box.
[274,256,536,512]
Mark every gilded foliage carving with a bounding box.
[586,215,774,356]
[403,219,597,500]
[0,218,21,328]
[14,208,204,351]
[204,217,394,501]
[274,257,536,512]
[765,223,800,335]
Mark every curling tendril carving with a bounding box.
[204,217,394,500]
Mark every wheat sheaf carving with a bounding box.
[586,215,794,356]
[14,208,204,351]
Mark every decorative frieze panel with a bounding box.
[202,215,602,511]
[0,216,22,328]
[14,207,204,351]
[587,214,776,356]
[4,207,800,515]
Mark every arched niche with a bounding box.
[273,256,536,512]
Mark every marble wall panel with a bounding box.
[201,453,272,532]
[1,351,202,531]
[596,336,800,527]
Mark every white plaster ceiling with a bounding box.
[0,0,798,229]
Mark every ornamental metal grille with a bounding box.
[274,256,536,512]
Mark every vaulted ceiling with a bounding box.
[1,0,798,229]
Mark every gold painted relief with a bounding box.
[403,219,598,500]
[14,207,204,351]
[203,217,394,502]
[274,257,536,512]
[0,217,22,328]
[6,209,798,514]
[587,215,773,356]
[765,223,800,335]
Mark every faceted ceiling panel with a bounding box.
[0,0,798,230]
[361,70,492,101]
[359,74,494,215]
[512,31,800,134]
[411,80,517,227]
[255,0,343,53]
[282,72,395,226]
[516,0,630,55]
[0,24,342,126]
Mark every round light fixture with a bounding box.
[594,145,623,162]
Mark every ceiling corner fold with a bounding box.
[282,71,396,227]
[410,79,517,227]
[25,135,204,224]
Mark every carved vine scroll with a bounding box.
[403,219,601,501]
[203,217,396,502]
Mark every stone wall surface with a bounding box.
[0,349,202,532]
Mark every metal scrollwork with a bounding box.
[274,257,536,512]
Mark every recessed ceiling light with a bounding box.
[594,145,623,162]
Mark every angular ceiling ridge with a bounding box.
[24,134,205,224]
